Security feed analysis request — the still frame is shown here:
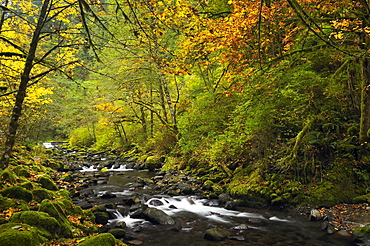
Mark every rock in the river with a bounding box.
[204,227,231,241]
[100,191,117,199]
[108,228,126,239]
[232,224,248,230]
[93,211,109,225]
[309,209,324,221]
[143,207,175,225]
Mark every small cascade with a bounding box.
[80,166,98,172]
[80,164,133,172]
[109,211,145,227]
[145,196,269,224]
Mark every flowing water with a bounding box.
[77,166,354,246]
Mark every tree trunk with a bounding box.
[359,58,370,146]
[0,0,51,169]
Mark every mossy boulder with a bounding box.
[38,199,72,238]
[352,226,370,237]
[0,186,33,202]
[204,227,231,241]
[0,195,29,211]
[0,168,17,184]
[77,233,116,246]
[12,165,30,178]
[93,211,109,225]
[38,176,59,191]
[20,181,34,190]
[145,155,163,171]
[32,188,54,203]
[0,223,48,246]
[10,211,59,239]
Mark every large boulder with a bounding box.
[144,156,163,171]
[0,186,32,202]
[32,188,54,203]
[0,223,48,246]
[0,168,17,184]
[143,207,175,225]
[38,199,72,238]
[38,176,59,191]
[10,211,59,238]
[77,233,116,246]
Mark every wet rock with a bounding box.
[225,201,238,210]
[204,227,231,241]
[309,209,324,221]
[128,239,144,245]
[232,224,248,230]
[353,236,370,246]
[130,204,148,218]
[124,196,142,206]
[218,193,230,205]
[143,207,175,225]
[94,211,109,225]
[108,228,126,239]
[148,198,164,207]
[100,191,117,199]
[334,230,351,238]
[321,220,329,230]
[344,214,370,224]
[326,224,336,234]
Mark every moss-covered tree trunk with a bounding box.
[358,0,370,153]
[0,0,51,169]
[359,58,370,146]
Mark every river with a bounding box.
[73,166,353,246]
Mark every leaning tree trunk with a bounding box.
[359,58,370,146]
[0,0,51,169]
[358,0,370,152]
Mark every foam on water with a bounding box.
[80,164,133,172]
[145,196,268,223]
[109,212,145,227]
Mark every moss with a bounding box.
[306,180,358,207]
[352,226,370,237]
[57,189,71,199]
[38,199,72,238]
[38,176,59,191]
[12,165,30,178]
[10,211,59,239]
[0,186,33,202]
[0,223,49,245]
[0,218,7,225]
[20,181,33,190]
[32,188,54,203]
[0,168,17,184]
[145,155,163,171]
[0,195,29,211]
[61,173,73,182]
[77,233,116,246]
[101,167,109,173]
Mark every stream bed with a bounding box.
[69,167,353,246]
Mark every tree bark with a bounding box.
[359,58,370,145]
[0,0,51,169]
